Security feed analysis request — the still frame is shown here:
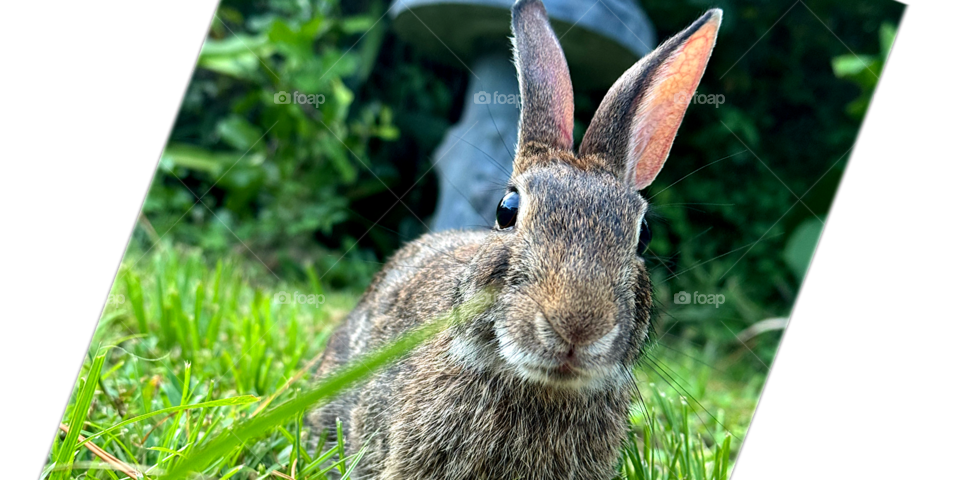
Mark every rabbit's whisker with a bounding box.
[646,150,746,201]
[656,232,787,284]
[446,132,513,178]
[639,356,739,443]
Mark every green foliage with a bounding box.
[142,0,401,289]
[622,404,732,480]
[43,247,359,478]
[619,341,763,480]
[45,249,752,478]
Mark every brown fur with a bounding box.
[308,2,721,478]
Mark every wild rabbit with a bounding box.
[309,1,721,478]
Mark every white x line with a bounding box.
[0,318,80,450]
[737,320,880,464]
[917,318,960,480]
[720,119,880,282]
[0,119,80,282]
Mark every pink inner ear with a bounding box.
[630,19,720,190]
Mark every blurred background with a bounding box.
[40,1,906,477]
[137,0,903,377]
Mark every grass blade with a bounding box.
[161,289,493,479]
[55,352,106,478]
[336,418,346,475]
[76,395,260,448]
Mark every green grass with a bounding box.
[43,246,761,479]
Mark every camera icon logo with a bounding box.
[73,90,93,105]
[274,290,292,304]
[73,290,93,305]
[674,291,691,304]
[474,91,492,104]
[873,290,893,305]
[274,91,291,104]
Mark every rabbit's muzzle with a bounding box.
[496,282,631,390]
[535,301,618,347]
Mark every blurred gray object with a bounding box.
[390,0,656,230]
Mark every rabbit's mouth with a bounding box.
[533,362,585,381]
[504,343,618,389]
[519,360,614,390]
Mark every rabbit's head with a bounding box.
[462,0,721,390]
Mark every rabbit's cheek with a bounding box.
[494,321,544,371]
[448,335,498,371]
[533,310,562,347]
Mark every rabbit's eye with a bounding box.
[496,191,520,230]
[637,217,652,255]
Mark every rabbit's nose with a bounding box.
[535,309,617,348]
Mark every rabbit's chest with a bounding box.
[371,358,631,479]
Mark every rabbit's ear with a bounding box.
[580,9,721,190]
[511,0,575,151]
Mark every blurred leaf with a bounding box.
[161,144,225,175]
[833,22,898,119]
[341,15,376,34]
[784,217,825,280]
[216,115,264,150]
[880,22,897,55]
[831,54,876,78]
[201,34,268,56]
[198,34,273,80]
